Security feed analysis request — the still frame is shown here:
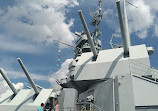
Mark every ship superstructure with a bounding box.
[0,59,56,111]
[0,0,157,111]
[57,0,158,111]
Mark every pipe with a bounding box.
[0,68,18,95]
[17,58,39,94]
[116,0,129,56]
[78,10,98,58]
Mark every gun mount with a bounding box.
[0,68,18,95]
[0,0,157,111]
[0,58,56,111]
[78,10,98,59]
[17,58,40,94]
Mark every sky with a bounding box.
[0,0,158,93]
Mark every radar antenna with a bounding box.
[74,0,103,58]
[109,34,122,49]
[91,0,103,26]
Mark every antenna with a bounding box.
[53,40,75,48]
[109,34,122,49]
[91,0,103,26]
[126,0,138,8]
[53,40,81,50]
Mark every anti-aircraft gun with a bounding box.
[74,1,102,59]
[56,0,158,111]
[0,68,18,96]
[0,58,57,111]
[0,0,157,110]
[17,58,40,95]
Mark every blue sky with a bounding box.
[0,0,158,92]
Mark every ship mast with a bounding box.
[74,0,102,58]
[91,0,103,26]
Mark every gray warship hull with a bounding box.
[0,0,158,111]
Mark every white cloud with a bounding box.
[6,70,48,81]
[0,80,9,94]
[113,32,121,38]
[0,56,17,70]
[143,0,158,11]
[103,9,119,31]
[13,82,24,90]
[101,0,158,39]
[154,24,158,36]
[49,58,73,89]
[0,34,45,54]
[0,74,24,94]
[0,67,46,94]
[127,0,154,38]
[0,0,79,48]
[0,56,48,84]
[0,81,24,94]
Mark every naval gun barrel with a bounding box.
[116,0,129,56]
[0,68,18,95]
[17,58,39,94]
[78,10,98,58]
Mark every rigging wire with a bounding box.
[53,40,80,50]
[126,1,140,46]
[125,0,150,46]
[125,0,138,8]
[126,2,133,44]
[53,40,75,48]
[130,0,147,31]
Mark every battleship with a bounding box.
[0,0,157,111]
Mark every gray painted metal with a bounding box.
[136,107,158,111]
[1,0,158,111]
[63,88,78,111]
[78,10,98,58]
[58,88,78,111]
[0,89,53,111]
[17,58,39,94]
[117,74,135,111]
[132,75,158,106]
[70,44,150,81]
[123,0,131,47]
[116,0,129,56]
[0,68,18,95]
[58,90,64,111]
[77,80,114,111]
[114,76,120,111]
[94,80,114,111]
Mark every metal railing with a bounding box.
[129,59,158,82]
[61,102,104,111]
[75,102,104,111]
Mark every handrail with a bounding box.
[75,102,104,111]
[128,59,158,81]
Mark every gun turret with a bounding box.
[17,58,39,94]
[0,68,18,95]
[78,10,98,59]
